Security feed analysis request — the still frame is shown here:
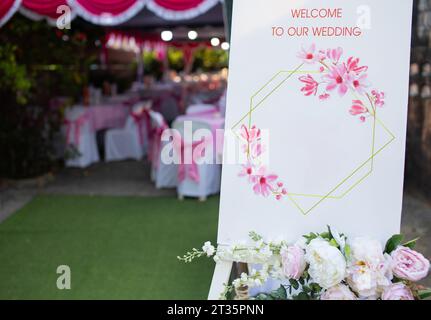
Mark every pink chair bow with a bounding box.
[150,122,169,169]
[64,112,89,147]
[173,135,212,184]
[131,109,152,146]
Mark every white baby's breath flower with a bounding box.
[240,272,248,282]
[202,241,216,257]
[232,279,241,288]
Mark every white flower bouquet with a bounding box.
[178,227,431,300]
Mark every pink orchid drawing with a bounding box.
[324,64,350,97]
[326,47,343,64]
[252,167,278,198]
[319,93,330,101]
[240,125,261,143]
[349,100,369,122]
[346,57,368,75]
[299,75,319,96]
[372,90,385,107]
[350,73,370,95]
[238,162,255,182]
[297,44,321,64]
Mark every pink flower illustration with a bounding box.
[349,100,369,122]
[349,100,368,116]
[299,75,319,96]
[319,93,330,101]
[240,125,261,143]
[351,73,370,95]
[250,142,265,158]
[252,167,278,197]
[371,90,385,107]
[297,44,320,64]
[346,57,368,75]
[238,162,255,182]
[327,47,343,64]
[324,64,350,97]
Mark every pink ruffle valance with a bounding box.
[146,0,221,21]
[66,0,146,25]
[20,0,74,25]
[1,0,222,27]
[0,0,21,27]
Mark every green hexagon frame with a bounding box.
[231,65,396,215]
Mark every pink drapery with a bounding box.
[0,0,21,27]
[66,0,146,25]
[19,0,72,25]
[146,0,220,20]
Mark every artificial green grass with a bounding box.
[0,195,219,300]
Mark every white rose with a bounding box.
[347,237,393,298]
[350,237,385,265]
[305,238,347,289]
[320,284,357,300]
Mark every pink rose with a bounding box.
[382,283,414,300]
[281,245,306,280]
[321,284,357,300]
[391,247,430,282]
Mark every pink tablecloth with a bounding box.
[87,105,129,131]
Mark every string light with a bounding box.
[221,42,230,50]
[161,30,173,42]
[211,37,220,47]
[188,30,198,40]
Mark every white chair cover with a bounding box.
[64,106,100,168]
[150,111,178,189]
[172,119,222,199]
[218,89,227,117]
[105,103,150,162]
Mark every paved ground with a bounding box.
[1,161,430,288]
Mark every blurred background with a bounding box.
[0,0,430,299]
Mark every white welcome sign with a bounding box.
[218,0,413,249]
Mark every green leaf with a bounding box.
[249,231,263,242]
[302,286,311,294]
[403,238,419,250]
[289,279,300,290]
[418,289,431,300]
[310,283,322,293]
[294,292,310,300]
[329,239,339,248]
[384,234,404,254]
[272,286,288,300]
[320,232,331,241]
[344,244,351,260]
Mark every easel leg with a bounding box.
[208,261,234,300]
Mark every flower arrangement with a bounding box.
[297,44,384,123]
[238,125,287,200]
[178,228,431,300]
[237,44,387,201]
